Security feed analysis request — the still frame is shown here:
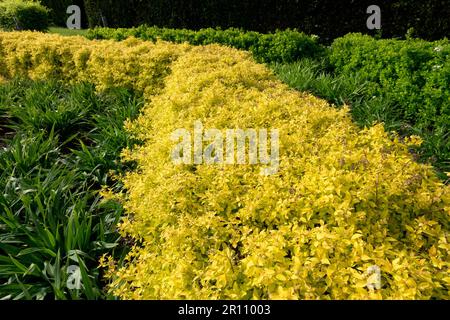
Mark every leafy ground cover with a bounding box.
[0,77,143,299]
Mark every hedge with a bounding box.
[19,1,446,43]
[40,0,450,41]
[87,26,324,64]
[0,0,49,31]
[1,32,448,299]
[86,27,450,177]
[330,33,450,175]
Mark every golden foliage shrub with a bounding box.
[108,45,449,300]
[1,32,449,300]
[0,32,189,95]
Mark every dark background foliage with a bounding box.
[40,0,88,28]
[44,0,450,41]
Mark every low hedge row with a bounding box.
[0,0,49,31]
[86,26,324,63]
[0,32,188,96]
[330,34,450,175]
[85,27,450,176]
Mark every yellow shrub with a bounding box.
[0,32,189,95]
[110,45,450,300]
[1,32,449,300]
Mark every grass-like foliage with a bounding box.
[48,27,88,37]
[0,78,143,299]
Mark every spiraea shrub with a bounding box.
[0,32,449,300]
[103,45,449,299]
[0,32,189,95]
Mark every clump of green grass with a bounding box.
[0,78,144,300]
[48,27,89,37]
[272,59,363,105]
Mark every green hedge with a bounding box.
[0,0,49,31]
[330,33,450,175]
[86,26,324,63]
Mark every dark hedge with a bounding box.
[63,1,448,41]
[41,1,450,41]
